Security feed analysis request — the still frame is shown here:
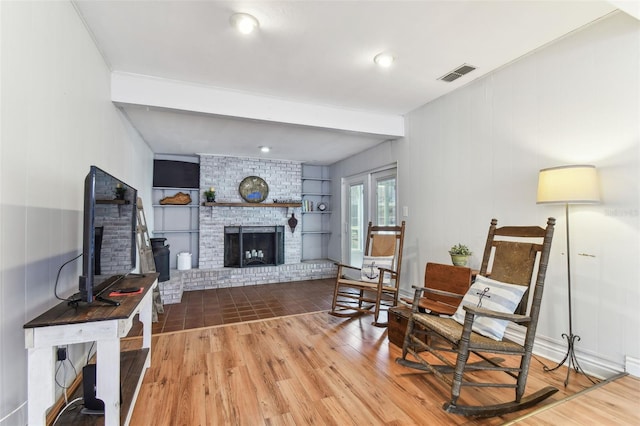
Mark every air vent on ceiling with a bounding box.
[438,63,477,82]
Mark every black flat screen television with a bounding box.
[78,166,138,305]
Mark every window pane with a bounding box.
[376,177,396,226]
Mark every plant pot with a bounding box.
[450,254,470,267]
[206,196,215,202]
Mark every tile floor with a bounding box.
[129,278,336,336]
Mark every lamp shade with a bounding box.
[537,165,600,204]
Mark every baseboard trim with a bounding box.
[625,355,640,378]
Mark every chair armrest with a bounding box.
[405,286,428,312]
[463,305,531,324]
[336,263,361,272]
[422,288,465,300]
[377,267,398,277]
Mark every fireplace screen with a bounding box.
[224,226,285,268]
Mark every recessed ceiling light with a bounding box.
[260,146,270,153]
[374,52,395,68]
[230,13,259,35]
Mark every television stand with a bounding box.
[24,273,159,426]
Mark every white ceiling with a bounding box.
[73,0,618,165]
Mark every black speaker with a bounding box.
[82,364,104,414]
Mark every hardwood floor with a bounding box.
[506,373,640,425]
[120,311,640,425]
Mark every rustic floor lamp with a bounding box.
[536,164,600,386]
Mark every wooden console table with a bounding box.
[24,273,159,425]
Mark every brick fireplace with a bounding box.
[199,155,302,268]
[156,155,336,305]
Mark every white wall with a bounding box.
[330,12,640,377]
[0,2,154,424]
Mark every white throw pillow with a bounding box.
[452,275,527,341]
[360,255,394,284]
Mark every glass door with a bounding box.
[373,169,397,227]
[347,181,366,267]
[343,167,397,266]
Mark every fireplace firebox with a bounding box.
[224,226,285,268]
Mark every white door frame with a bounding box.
[341,165,397,265]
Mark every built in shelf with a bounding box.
[152,204,199,208]
[96,199,130,205]
[153,229,199,234]
[203,202,302,208]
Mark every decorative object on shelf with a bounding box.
[273,199,302,204]
[288,213,298,233]
[114,183,127,200]
[449,243,472,266]
[204,186,216,202]
[537,164,600,386]
[317,202,327,212]
[239,176,269,203]
[159,192,192,205]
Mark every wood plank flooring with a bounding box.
[121,311,640,425]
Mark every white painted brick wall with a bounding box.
[199,155,302,268]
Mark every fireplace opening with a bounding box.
[224,226,285,268]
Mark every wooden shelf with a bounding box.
[153,229,199,234]
[202,202,302,208]
[96,199,130,205]
[152,204,199,208]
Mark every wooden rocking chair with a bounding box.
[397,218,557,417]
[330,221,405,327]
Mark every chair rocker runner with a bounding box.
[397,218,557,417]
[330,221,405,327]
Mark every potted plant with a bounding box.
[449,243,472,266]
[204,186,216,202]
[114,183,127,200]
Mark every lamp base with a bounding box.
[543,332,597,386]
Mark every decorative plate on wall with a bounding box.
[239,176,269,203]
